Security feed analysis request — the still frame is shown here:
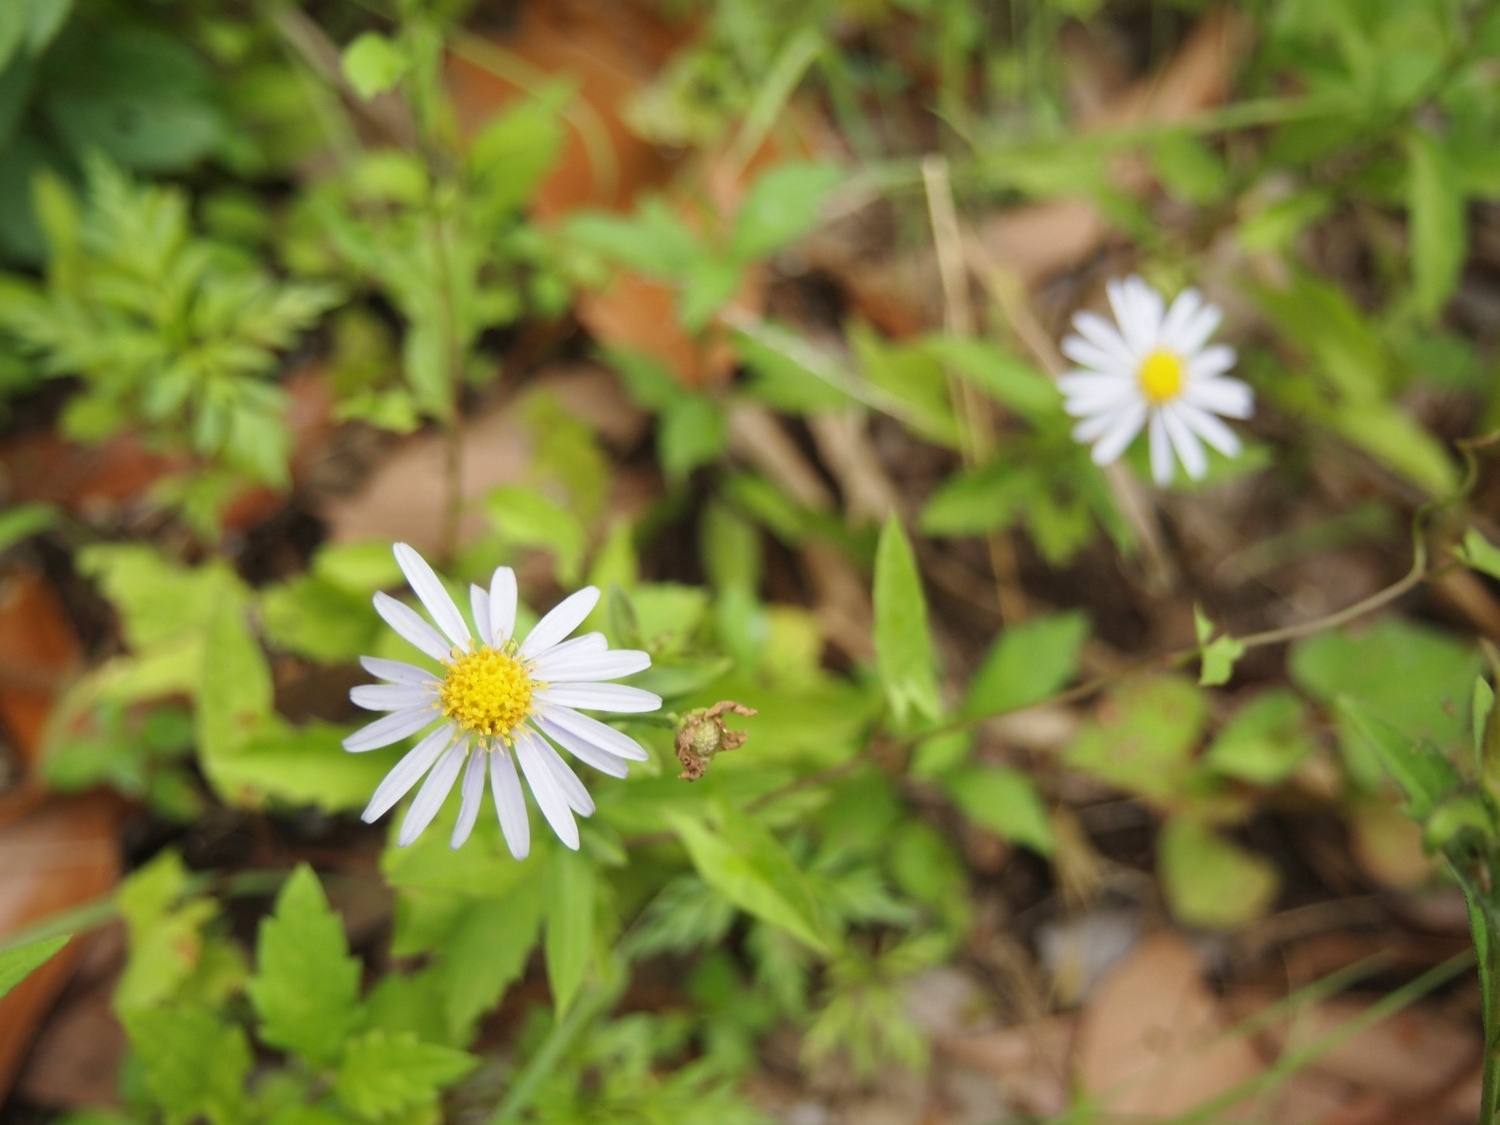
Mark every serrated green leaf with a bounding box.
[1407,130,1465,322]
[1158,817,1278,929]
[544,847,596,1017]
[0,934,69,1001]
[248,866,362,1067]
[945,766,1054,855]
[124,1004,252,1125]
[962,611,1087,719]
[873,517,942,725]
[334,1030,475,1119]
[667,804,830,954]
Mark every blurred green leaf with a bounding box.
[1457,529,1500,581]
[0,934,69,1001]
[963,611,1087,719]
[341,32,408,100]
[334,1030,475,1119]
[545,846,597,1017]
[1158,817,1278,929]
[1340,697,1462,820]
[1204,690,1315,784]
[1407,129,1465,323]
[1064,676,1208,804]
[123,1005,252,1125]
[945,766,1054,855]
[728,161,841,262]
[873,517,942,725]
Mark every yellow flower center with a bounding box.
[1137,349,1185,404]
[439,644,536,741]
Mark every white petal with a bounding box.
[1177,302,1224,354]
[1158,288,1203,352]
[1069,310,1135,367]
[470,584,493,647]
[537,739,595,815]
[1060,373,1138,416]
[535,716,629,777]
[1148,411,1175,485]
[359,656,439,687]
[1185,375,1253,419]
[394,543,471,649]
[1161,405,1208,480]
[515,729,580,850]
[343,706,437,752]
[362,725,454,821]
[398,737,468,846]
[450,747,488,849]
[1176,400,1244,458]
[537,683,662,714]
[351,683,435,711]
[533,648,651,683]
[520,587,601,660]
[1088,400,1148,466]
[490,748,531,859]
[489,567,518,644]
[1073,411,1122,443]
[1061,334,1132,375]
[374,592,452,664]
[1187,343,1236,380]
[542,706,651,762]
[1111,276,1164,353]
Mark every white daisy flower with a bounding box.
[344,542,660,857]
[1060,275,1254,486]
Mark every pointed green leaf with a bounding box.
[945,766,1054,856]
[728,161,841,262]
[544,847,596,1017]
[124,1004,252,1125]
[1407,130,1465,322]
[963,611,1087,719]
[0,934,69,1001]
[1158,817,1278,929]
[334,1030,475,1120]
[874,517,942,725]
[248,865,362,1067]
[1340,697,1462,820]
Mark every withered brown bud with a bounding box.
[674,700,757,780]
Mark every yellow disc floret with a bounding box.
[1137,349,1185,404]
[439,644,535,741]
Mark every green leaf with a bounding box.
[1457,528,1500,581]
[334,1030,475,1120]
[544,846,596,1017]
[1407,130,1465,322]
[1332,399,1457,498]
[1064,676,1208,804]
[0,501,56,555]
[442,881,544,1038]
[920,336,1063,424]
[873,517,943,725]
[1193,606,1245,687]
[1158,817,1278,929]
[124,1004,252,1125]
[1203,690,1314,785]
[667,803,830,954]
[484,485,587,584]
[728,161,841,263]
[658,395,727,481]
[962,611,1087,719]
[851,325,961,448]
[0,934,69,1001]
[468,90,564,215]
[1340,697,1461,820]
[1150,131,1228,205]
[341,32,408,100]
[212,723,397,813]
[196,596,274,797]
[920,460,1036,537]
[945,766,1054,855]
[247,866,362,1067]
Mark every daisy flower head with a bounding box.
[344,543,660,858]
[1060,275,1254,486]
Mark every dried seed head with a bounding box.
[674,700,757,780]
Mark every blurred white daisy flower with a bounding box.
[1060,275,1253,486]
[344,542,660,857]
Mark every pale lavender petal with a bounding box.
[1176,400,1244,458]
[1148,411,1175,485]
[394,543,470,649]
[398,737,468,846]
[450,746,487,849]
[490,748,531,859]
[351,683,435,711]
[1184,376,1254,420]
[489,567,518,643]
[520,587,601,660]
[1161,404,1208,479]
[470,584,493,647]
[1069,310,1135,367]
[1087,400,1148,466]
[1158,288,1204,352]
[541,705,651,762]
[535,716,630,778]
[533,648,651,683]
[344,706,437,752]
[515,728,580,850]
[535,632,608,666]
[374,593,451,664]
[536,683,661,713]
[362,725,454,821]
[529,738,594,815]
[359,656,439,686]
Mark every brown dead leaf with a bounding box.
[940,1014,1074,1119]
[0,569,81,778]
[0,792,122,1103]
[1075,930,1263,1120]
